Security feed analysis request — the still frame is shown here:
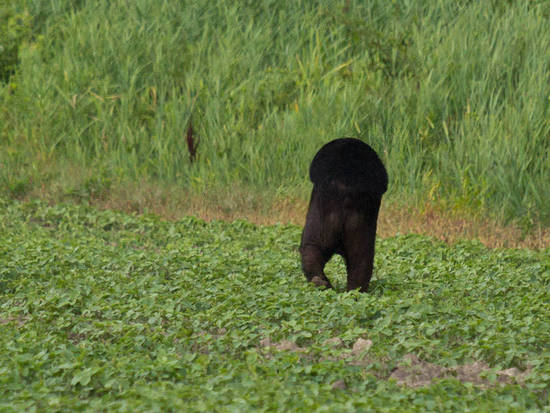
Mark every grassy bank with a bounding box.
[1,0,550,226]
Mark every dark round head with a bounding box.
[309,138,388,196]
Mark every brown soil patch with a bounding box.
[258,337,531,388]
[390,353,531,388]
[377,203,550,250]
[259,337,306,352]
[390,354,448,388]
[331,379,347,390]
[351,338,373,355]
[0,315,29,327]
[452,361,491,386]
[27,182,550,249]
[322,337,345,349]
[67,331,88,345]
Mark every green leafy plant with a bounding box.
[1,199,548,411]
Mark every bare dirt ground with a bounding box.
[105,191,550,249]
[259,337,531,389]
[388,353,529,388]
[27,181,550,248]
[0,315,29,327]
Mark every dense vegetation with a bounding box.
[1,198,549,411]
[2,2,549,410]
[1,0,550,225]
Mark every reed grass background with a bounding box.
[1,0,549,227]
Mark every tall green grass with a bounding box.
[1,0,550,224]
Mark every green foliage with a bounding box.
[0,0,32,82]
[1,0,550,224]
[1,199,549,411]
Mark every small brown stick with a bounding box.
[186,121,199,163]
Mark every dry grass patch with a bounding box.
[25,182,550,249]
